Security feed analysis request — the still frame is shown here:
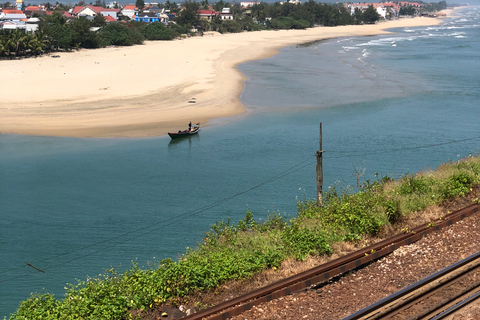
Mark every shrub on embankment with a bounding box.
[9,156,480,320]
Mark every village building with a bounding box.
[197,9,217,21]
[15,0,23,11]
[0,9,27,21]
[219,7,233,20]
[71,5,120,20]
[240,1,260,8]
[120,5,137,20]
[135,11,160,23]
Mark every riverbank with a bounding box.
[0,14,449,138]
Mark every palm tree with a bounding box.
[201,0,209,10]
[0,38,6,57]
[9,29,27,57]
[26,31,47,56]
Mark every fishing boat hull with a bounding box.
[168,126,200,139]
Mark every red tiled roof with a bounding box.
[124,5,135,10]
[101,8,121,12]
[105,15,116,21]
[197,9,217,15]
[72,5,121,15]
[46,10,54,15]
[2,9,24,14]
[25,6,40,11]
[64,11,72,17]
[72,5,102,15]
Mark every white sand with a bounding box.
[0,15,448,137]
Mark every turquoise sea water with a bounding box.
[1,7,479,317]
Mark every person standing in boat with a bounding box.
[188,121,192,132]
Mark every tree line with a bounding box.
[0,0,447,58]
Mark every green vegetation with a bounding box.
[400,0,447,16]
[0,0,380,58]
[0,0,449,57]
[9,155,480,319]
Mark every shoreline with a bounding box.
[0,14,450,138]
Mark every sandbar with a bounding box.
[0,14,450,138]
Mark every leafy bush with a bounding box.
[100,23,144,46]
[282,223,332,260]
[12,293,60,319]
[383,199,401,223]
[440,171,473,200]
[268,16,312,29]
[397,174,435,195]
[141,22,177,40]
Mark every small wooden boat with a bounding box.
[168,123,200,139]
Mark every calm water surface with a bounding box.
[1,7,479,317]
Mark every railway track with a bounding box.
[343,251,480,320]
[182,203,480,320]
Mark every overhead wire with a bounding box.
[1,134,479,283]
[0,157,313,282]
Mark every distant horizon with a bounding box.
[13,0,354,7]
[7,0,480,9]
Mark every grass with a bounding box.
[8,155,480,320]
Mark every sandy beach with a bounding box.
[0,14,450,138]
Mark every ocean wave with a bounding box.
[341,46,360,52]
[450,32,466,37]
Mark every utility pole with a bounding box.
[316,123,323,206]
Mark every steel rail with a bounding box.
[183,203,479,320]
[430,290,480,320]
[342,251,480,320]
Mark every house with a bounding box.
[197,9,217,21]
[105,15,117,22]
[25,16,39,31]
[71,5,120,20]
[0,20,25,30]
[106,1,118,9]
[100,8,120,19]
[24,6,47,18]
[0,9,27,21]
[24,5,40,11]
[144,5,162,13]
[219,7,233,20]
[121,5,137,20]
[347,3,401,19]
[240,1,259,8]
[399,2,423,8]
[135,11,159,22]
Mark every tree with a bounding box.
[135,0,144,10]
[8,29,27,57]
[141,22,177,40]
[100,23,144,46]
[361,5,380,24]
[26,31,47,56]
[71,16,101,48]
[40,11,74,50]
[200,0,209,10]
[92,13,106,27]
[175,0,200,29]
[212,0,225,12]
[399,5,415,16]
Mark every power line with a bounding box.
[0,157,313,282]
[325,135,480,159]
[1,134,478,282]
